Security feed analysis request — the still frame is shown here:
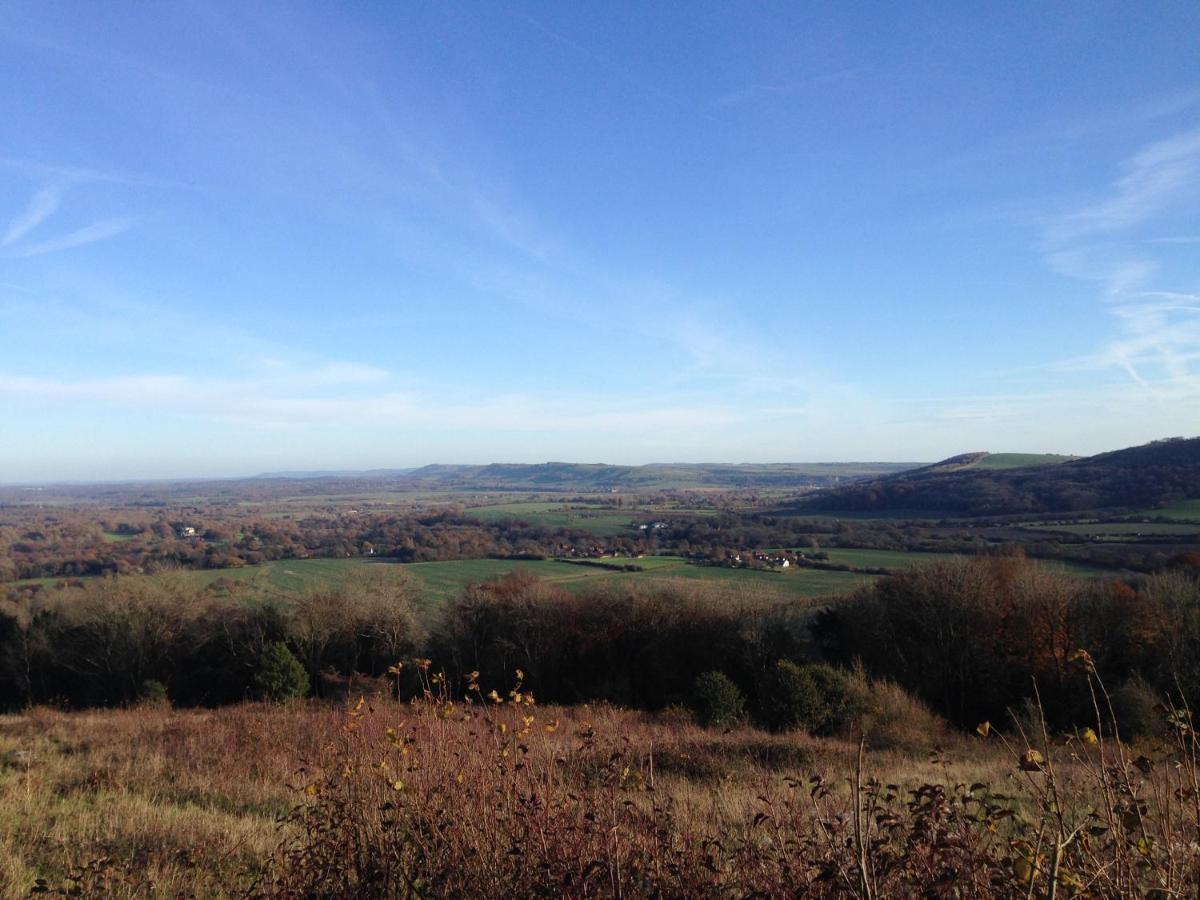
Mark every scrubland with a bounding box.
[3,666,1199,898]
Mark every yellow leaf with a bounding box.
[1018,749,1045,772]
[976,721,991,738]
[1012,855,1039,883]
[1067,648,1096,673]
[1080,727,1098,746]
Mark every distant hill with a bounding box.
[377,461,920,491]
[900,452,1078,476]
[788,438,1200,517]
[0,461,923,504]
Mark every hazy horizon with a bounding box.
[2,3,1198,481]
[3,448,1140,487]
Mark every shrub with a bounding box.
[759,660,871,734]
[138,679,170,707]
[253,642,310,702]
[855,674,949,751]
[760,660,822,732]
[691,671,745,728]
[1111,673,1164,739]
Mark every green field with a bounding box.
[1028,521,1200,537]
[399,556,876,602]
[1042,559,1112,577]
[179,558,376,595]
[17,555,878,605]
[15,544,1115,609]
[464,502,635,536]
[775,547,1107,578]
[1134,500,1200,522]
[817,548,962,569]
[970,453,1075,470]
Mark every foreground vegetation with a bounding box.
[3,661,1199,897]
[4,544,1200,895]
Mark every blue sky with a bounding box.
[1,2,1198,480]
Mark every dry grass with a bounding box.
[0,703,338,896]
[2,672,1198,897]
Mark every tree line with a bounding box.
[3,556,1198,744]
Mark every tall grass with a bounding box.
[3,658,1198,897]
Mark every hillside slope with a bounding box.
[790,438,1200,516]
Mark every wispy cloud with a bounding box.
[21,217,135,257]
[2,184,66,246]
[1049,128,1200,242]
[0,367,746,435]
[1051,293,1200,388]
[1039,125,1200,397]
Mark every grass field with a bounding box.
[817,548,963,569]
[780,547,1106,577]
[1028,521,1200,537]
[969,452,1075,469]
[16,555,878,605]
[463,502,635,536]
[1135,499,1200,521]
[399,556,877,602]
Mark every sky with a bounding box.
[1,2,1199,481]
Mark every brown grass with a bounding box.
[2,668,1198,897]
